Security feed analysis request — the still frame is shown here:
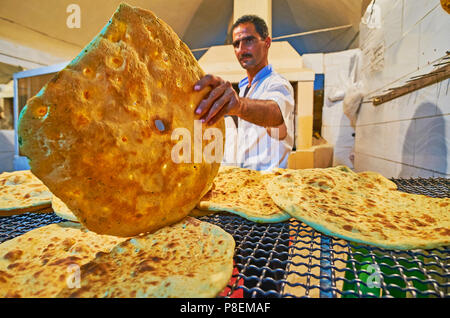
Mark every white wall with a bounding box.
[0,130,15,172]
[355,0,450,177]
[315,49,361,169]
[0,82,15,173]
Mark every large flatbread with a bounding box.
[57,217,235,298]
[441,0,450,14]
[0,170,52,216]
[17,3,224,236]
[198,166,291,223]
[0,222,125,297]
[266,166,450,250]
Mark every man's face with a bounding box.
[232,22,270,71]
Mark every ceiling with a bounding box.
[0,0,371,68]
[0,62,22,84]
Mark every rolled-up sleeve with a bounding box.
[259,80,295,147]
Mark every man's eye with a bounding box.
[233,37,258,48]
[245,37,258,45]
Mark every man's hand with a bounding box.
[194,75,241,125]
[194,74,287,141]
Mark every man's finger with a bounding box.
[196,83,227,117]
[208,94,238,126]
[204,90,231,124]
[194,74,223,91]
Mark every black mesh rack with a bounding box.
[0,177,448,298]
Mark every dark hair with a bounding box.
[231,15,269,39]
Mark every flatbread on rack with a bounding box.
[198,166,291,223]
[17,3,224,237]
[356,170,398,191]
[266,166,450,250]
[57,217,235,298]
[0,222,125,298]
[0,170,52,216]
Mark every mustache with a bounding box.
[239,53,253,60]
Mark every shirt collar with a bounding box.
[238,64,273,90]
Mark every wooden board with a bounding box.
[372,62,450,106]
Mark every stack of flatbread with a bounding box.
[265,166,449,250]
[0,170,52,216]
[193,164,449,253]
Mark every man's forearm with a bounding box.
[233,98,284,127]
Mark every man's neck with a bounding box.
[246,62,268,86]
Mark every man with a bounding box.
[194,15,295,171]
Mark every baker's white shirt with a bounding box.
[222,64,294,171]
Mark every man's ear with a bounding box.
[265,36,272,49]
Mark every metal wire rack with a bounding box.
[0,178,448,298]
[210,177,450,298]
